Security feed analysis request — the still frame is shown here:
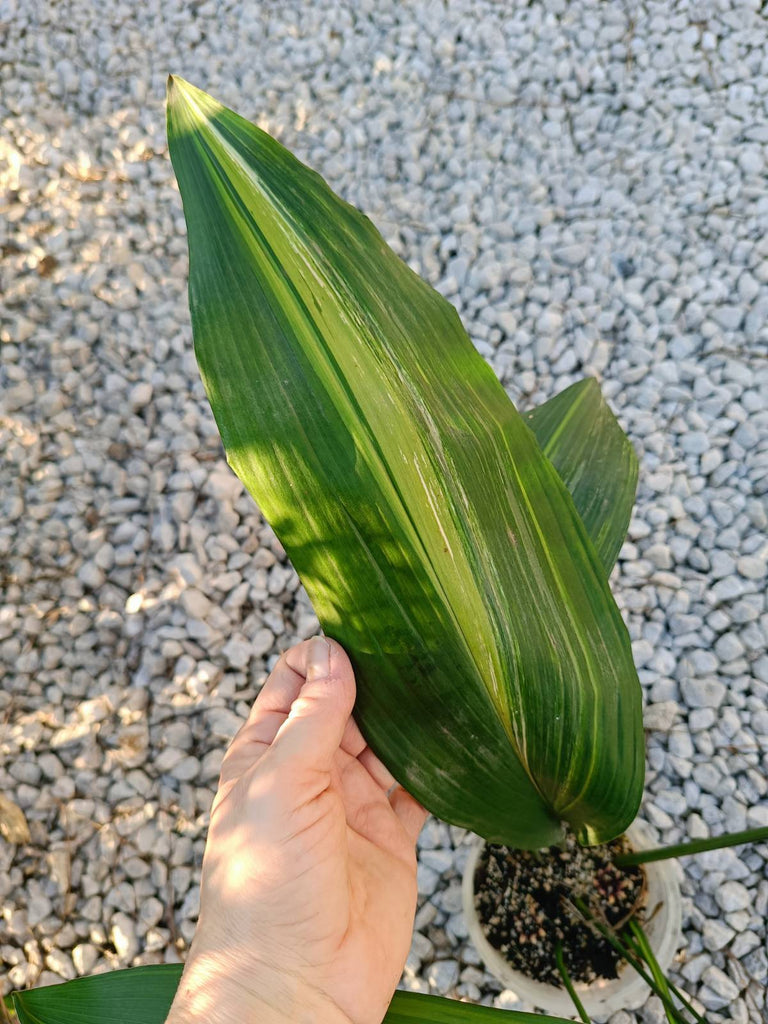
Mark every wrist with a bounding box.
[165,950,354,1024]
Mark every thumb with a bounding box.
[270,636,356,773]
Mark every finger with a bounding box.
[358,745,396,791]
[340,716,367,758]
[217,655,306,787]
[335,752,425,855]
[283,634,352,681]
[336,749,389,816]
[220,639,360,788]
[271,636,356,773]
[217,710,285,787]
[248,651,306,719]
[336,751,405,852]
[389,787,428,845]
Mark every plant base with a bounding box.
[475,832,644,987]
[462,821,682,1018]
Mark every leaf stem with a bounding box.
[554,943,590,1023]
[570,898,697,1024]
[614,826,768,866]
[625,922,677,1024]
[623,929,707,1024]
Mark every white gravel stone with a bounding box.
[702,919,735,952]
[700,965,740,1007]
[714,633,746,663]
[715,881,751,913]
[426,958,459,995]
[110,912,139,962]
[680,679,727,709]
[139,897,165,929]
[420,849,453,874]
[643,702,679,731]
[72,943,99,975]
[251,627,275,657]
[45,949,76,981]
[171,756,200,782]
[221,636,252,669]
[737,555,766,580]
[417,863,440,897]
[27,895,53,927]
[129,382,153,410]
[180,589,212,619]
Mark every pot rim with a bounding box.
[461,819,683,1017]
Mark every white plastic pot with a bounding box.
[461,820,682,1019]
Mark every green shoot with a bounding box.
[554,943,590,1023]
[569,898,703,1024]
[626,921,677,1024]
[622,930,706,1024]
[614,825,768,866]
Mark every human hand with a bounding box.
[166,636,427,1024]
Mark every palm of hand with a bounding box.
[192,638,426,1024]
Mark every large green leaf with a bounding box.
[386,993,572,1024]
[525,378,638,575]
[10,967,180,1024]
[166,76,644,847]
[9,966,574,1024]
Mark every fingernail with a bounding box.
[306,636,331,681]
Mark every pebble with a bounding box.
[180,589,212,619]
[72,943,99,975]
[426,959,459,995]
[737,555,765,580]
[701,919,734,952]
[110,912,139,963]
[420,849,454,874]
[417,863,440,897]
[639,997,668,1024]
[743,947,767,983]
[643,702,679,732]
[45,949,76,981]
[129,382,153,410]
[715,882,751,914]
[731,932,761,959]
[680,679,726,710]
[700,965,740,1008]
[221,636,252,669]
[552,243,589,267]
[27,895,53,927]
[140,899,166,930]
[714,633,745,663]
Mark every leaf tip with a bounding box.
[166,75,216,125]
[166,76,222,156]
[166,73,186,107]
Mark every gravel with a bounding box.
[1,2,767,1023]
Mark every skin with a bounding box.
[166,636,427,1024]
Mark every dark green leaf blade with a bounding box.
[165,76,559,848]
[12,965,181,1024]
[525,378,638,574]
[166,76,644,846]
[12,968,575,1024]
[387,991,574,1023]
